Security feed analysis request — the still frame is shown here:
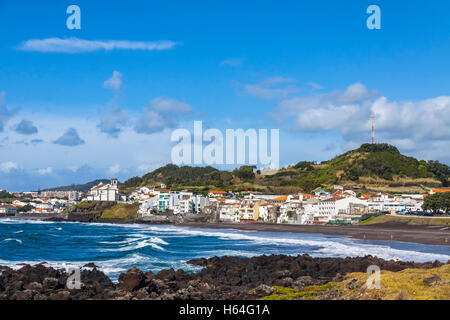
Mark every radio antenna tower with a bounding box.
[371,115,375,144]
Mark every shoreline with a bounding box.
[179,221,450,246]
[2,216,449,246]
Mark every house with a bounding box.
[208,191,228,198]
[173,194,210,215]
[157,192,172,212]
[258,203,277,222]
[277,199,302,224]
[68,191,80,201]
[86,179,119,202]
[269,196,288,204]
[218,203,240,222]
[0,204,17,216]
[238,199,262,222]
[316,196,368,223]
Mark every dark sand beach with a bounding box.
[2,215,449,246]
[179,221,450,246]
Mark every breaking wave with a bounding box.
[0,220,448,281]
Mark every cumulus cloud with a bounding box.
[0,91,19,132]
[53,128,85,146]
[243,77,300,100]
[13,119,38,135]
[17,38,180,53]
[135,98,192,134]
[0,161,19,173]
[271,82,378,125]
[103,71,123,93]
[271,83,450,155]
[97,107,128,138]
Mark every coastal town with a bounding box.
[1,178,449,225]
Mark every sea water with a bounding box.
[0,219,449,281]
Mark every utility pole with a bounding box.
[371,115,375,144]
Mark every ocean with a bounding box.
[0,219,449,281]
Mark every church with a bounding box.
[86,179,119,202]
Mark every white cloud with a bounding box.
[135,98,192,134]
[37,167,52,175]
[0,112,172,191]
[17,38,180,53]
[271,82,450,158]
[53,128,85,146]
[0,161,19,173]
[271,82,378,124]
[104,71,123,93]
[97,107,128,138]
[108,164,121,175]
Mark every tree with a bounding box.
[426,160,450,187]
[0,190,13,199]
[232,166,256,181]
[17,204,34,213]
[422,192,450,215]
[359,143,400,154]
[123,176,143,188]
[293,161,314,171]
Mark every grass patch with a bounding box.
[360,217,376,225]
[362,215,450,226]
[261,265,450,300]
[100,203,139,219]
[261,282,337,300]
[337,264,450,300]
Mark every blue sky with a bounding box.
[0,0,449,191]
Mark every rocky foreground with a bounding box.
[0,255,447,300]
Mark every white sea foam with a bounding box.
[0,218,55,224]
[138,225,450,263]
[2,238,23,244]
[99,235,168,252]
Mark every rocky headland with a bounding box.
[0,254,448,300]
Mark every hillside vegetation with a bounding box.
[263,264,450,300]
[122,144,450,194]
[66,201,139,219]
[361,215,450,226]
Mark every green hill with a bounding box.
[123,143,450,194]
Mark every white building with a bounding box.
[86,179,119,202]
[316,196,368,223]
[218,203,240,222]
[0,204,16,215]
[258,204,275,222]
